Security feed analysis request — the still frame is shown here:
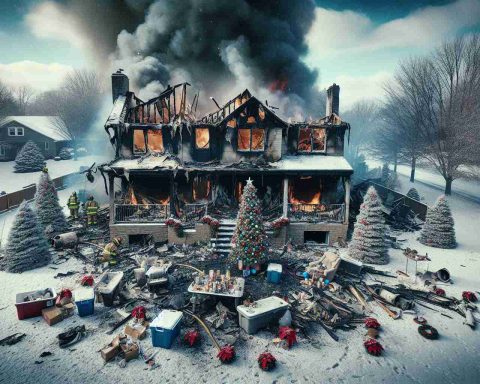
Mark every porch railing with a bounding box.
[287,203,345,223]
[114,204,170,223]
[182,203,208,222]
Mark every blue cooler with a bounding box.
[267,263,283,284]
[151,310,183,349]
[75,288,95,317]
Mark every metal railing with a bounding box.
[182,203,208,222]
[287,203,345,223]
[114,204,169,223]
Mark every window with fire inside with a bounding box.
[297,127,326,153]
[133,128,164,154]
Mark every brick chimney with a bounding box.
[326,83,340,116]
[111,69,129,103]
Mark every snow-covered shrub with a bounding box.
[14,141,46,173]
[349,186,388,264]
[59,147,72,160]
[35,171,69,233]
[419,196,456,249]
[406,188,420,201]
[2,201,51,272]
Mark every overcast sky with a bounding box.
[0,0,479,109]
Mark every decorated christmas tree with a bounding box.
[419,195,456,248]
[349,186,388,264]
[3,201,51,272]
[35,170,69,234]
[406,187,420,201]
[14,141,46,173]
[231,179,267,272]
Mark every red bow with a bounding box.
[364,338,384,356]
[364,317,381,329]
[279,326,297,348]
[183,329,201,347]
[258,352,276,371]
[81,275,94,287]
[435,288,446,296]
[217,344,236,364]
[59,289,72,299]
[131,306,146,320]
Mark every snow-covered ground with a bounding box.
[0,155,109,193]
[0,173,479,383]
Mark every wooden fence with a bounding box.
[0,172,83,213]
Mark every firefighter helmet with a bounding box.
[112,237,123,246]
[88,195,94,201]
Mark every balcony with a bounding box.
[287,203,345,223]
[114,204,170,223]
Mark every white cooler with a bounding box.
[237,296,289,334]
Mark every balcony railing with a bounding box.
[287,203,345,223]
[182,203,208,222]
[114,204,169,223]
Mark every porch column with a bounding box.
[344,176,351,224]
[109,174,115,225]
[282,177,289,217]
[169,175,175,218]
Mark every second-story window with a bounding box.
[8,127,24,136]
[147,129,163,152]
[238,127,265,151]
[195,128,210,149]
[298,127,326,152]
[133,129,146,154]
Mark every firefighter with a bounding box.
[101,237,123,266]
[67,192,80,219]
[85,195,99,225]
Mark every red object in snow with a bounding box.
[364,338,384,356]
[278,326,297,348]
[59,289,72,299]
[131,305,146,320]
[184,329,201,347]
[217,344,236,364]
[435,288,446,296]
[258,352,276,371]
[364,317,381,329]
[462,291,477,302]
[81,275,94,287]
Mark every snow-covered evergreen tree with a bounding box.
[3,201,51,272]
[349,186,388,264]
[419,195,456,249]
[406,187,420,201]
[386,172,399,190]
[381,163,390,185]
[14,141,46,173]
[231,179,268,268]
[35,170,69,233]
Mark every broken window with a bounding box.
[238,128,265,151]
[147,129,163,152]
[298,127,326,152]
[195,128,210,149]
[133,129,146,153]
[192,176,210,201]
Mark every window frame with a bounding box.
[237,127,265,152]
[44,142,49,150]
[8,126,24,137]
[0,145,5,156]
[146,128,164,153]
[297,127,327,153]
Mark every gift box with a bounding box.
[124,324,147,340]
[42,306,64,326]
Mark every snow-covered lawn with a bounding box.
[0,155,109,194]
[0,174,479,383]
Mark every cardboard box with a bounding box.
[42,306,64,326]
[62,303,75,317]
[124,324,147,340]
[121,343,139,362]
[101,345,119,362]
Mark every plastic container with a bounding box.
[151,310,183,349]
[75,288,95,317]
[95,271,124,307]
[237,296,289,334]
[15,288,57,320]
[266,263,283,284]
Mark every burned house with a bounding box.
[100,71,353,250]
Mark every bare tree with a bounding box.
[0,81,19,119]
[385,35,480,194]
[13,86,35,115]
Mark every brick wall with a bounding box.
[110,223,168,245]
[168,223,211,245]
[287,222,347,246]
[268,226,287,248]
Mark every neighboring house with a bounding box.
[0,116,72,161]
[100,71,353,249]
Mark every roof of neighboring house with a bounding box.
[0,116,72,141]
